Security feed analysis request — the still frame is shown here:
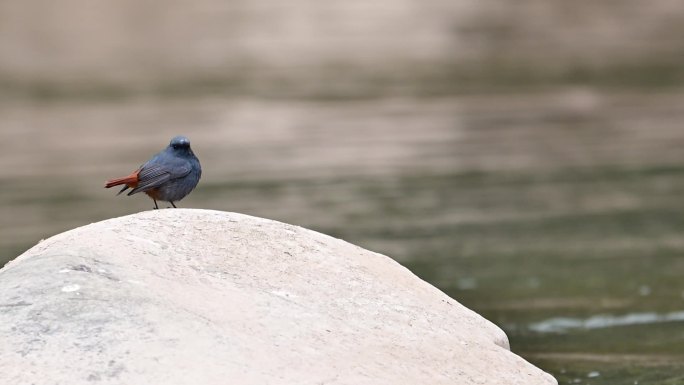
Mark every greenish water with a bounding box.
[3,93,684,383]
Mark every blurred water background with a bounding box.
[3,1,684,383]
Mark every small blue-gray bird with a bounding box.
[105,136,201,209]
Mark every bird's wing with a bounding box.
[127,160,191,195]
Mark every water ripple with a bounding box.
[529,310,684,333]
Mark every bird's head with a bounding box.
[168,136,193,155]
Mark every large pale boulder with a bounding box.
[0,209,555,385]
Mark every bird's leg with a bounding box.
[153,199,159,210]
[170,201,177,208]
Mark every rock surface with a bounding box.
[0,209,556,385]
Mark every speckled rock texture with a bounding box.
[0,209,556,385]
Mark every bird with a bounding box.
[104,136,201,209]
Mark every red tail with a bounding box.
[104,170,140,188]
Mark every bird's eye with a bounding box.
[172,144,179,149]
